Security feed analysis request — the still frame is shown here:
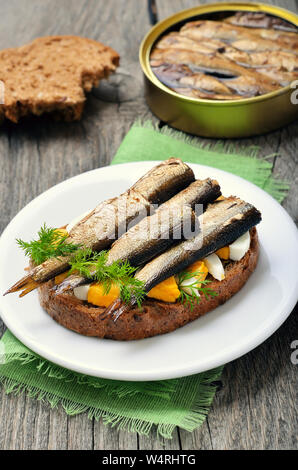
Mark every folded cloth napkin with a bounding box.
[0,121,289,439]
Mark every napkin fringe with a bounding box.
[0,376,176,438]
[2,350,178,399]
[135,120,267,159]
[0,366,223,439]
[179,367,223,432]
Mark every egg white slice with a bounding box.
[203,253,225,281]
[229,231,250,261]
[179,276,200,297]
[73,284,90,301]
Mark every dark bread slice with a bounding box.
[0,36,119,123]
[38,228,259,340]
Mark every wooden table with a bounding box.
[0,0,297,450]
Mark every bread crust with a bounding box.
[0,36,119,123]
[38,228,259,341]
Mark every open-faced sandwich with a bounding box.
[5,158,262,340]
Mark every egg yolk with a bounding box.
[186,260,209,285]
[147,276,180,303]
[215,246,230,260]
[87,282,121,308]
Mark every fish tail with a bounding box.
[4,274,40,297]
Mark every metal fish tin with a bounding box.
[139,2,298,138]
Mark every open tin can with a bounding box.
[139,2,298,138]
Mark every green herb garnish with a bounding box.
[69,248,145,307]
[67,247,103,279]
[177,269,218,311]
[16,224,80,265]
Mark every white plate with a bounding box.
[0,162,297,381]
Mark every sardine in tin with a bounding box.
[139,2,298,138]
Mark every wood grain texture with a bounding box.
[155,0,298,451]
[0,0,297,450]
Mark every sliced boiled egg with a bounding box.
[73,277,181,306]
[179,276,200,297]
[147,276,180,303]
[73,282,121,307]
[87,283,121,307]
[215,246,230,260]
[73,284,90,301]
[179,260,209,296]
[203,253,225,281]
[66,209,92,233]
[229,231,250,261]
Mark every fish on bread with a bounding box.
[5,158,195,296]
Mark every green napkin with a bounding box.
[0,121,289,439]
[112,121,288,202]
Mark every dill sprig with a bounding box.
[177,269,218,311]
[69,248,145,307]
[16,224,81,265]
[68,247,104,279]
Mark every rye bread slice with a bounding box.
[0,36,119,123]
[38,228,259,341]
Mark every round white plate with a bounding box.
[0,162,297,381]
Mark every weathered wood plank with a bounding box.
[0,0,297,451]
[94,423,138,450]
[0,0,155,451]
[156,0,298,20]
[67,414,94,450]
[273,123,298,224]
[155,0,298,451]
[47,408,68,450]
[207,308,298,450]
[172,422,213,450]
[138,428,181,450]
